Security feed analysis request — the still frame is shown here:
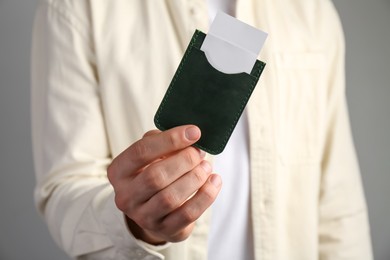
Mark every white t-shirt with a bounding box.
[206,1,254,259]
[208,112,254,260]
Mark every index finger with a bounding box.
[110,125,201,178]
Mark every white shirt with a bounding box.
[209,112,254,260]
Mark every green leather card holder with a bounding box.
[154,30,266,155]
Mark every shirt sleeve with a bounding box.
[318,1,373,259]
[31,1,168,259]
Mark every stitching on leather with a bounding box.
[155,30,265,154]
[155,31,200,128]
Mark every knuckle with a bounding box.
[106,163,115,183]
[167,132,181,149]
[114,193,129,213]
[192,168,207,184]
[132,140,150,162]
[182,149,198,166]
[143,129,159,138]
[202,186,217,203]
[144,166,167,190]
[180,207,197,223]
[138,215,156,230]
[158,191,179,212]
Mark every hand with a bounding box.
[107,125,222,244]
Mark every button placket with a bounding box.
[248,74,277,259]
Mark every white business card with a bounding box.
[200,11,268,74]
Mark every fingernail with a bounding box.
[185,126,200,141]
[210,175,221,188]
[200,161,211,172]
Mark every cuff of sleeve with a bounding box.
[101,191,170,259]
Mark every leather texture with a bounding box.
[154,30,265,154]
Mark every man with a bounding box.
[31,0,372,259]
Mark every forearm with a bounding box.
[36,176,167,259]
[38,179,113,256]
[318,99,372,259]
[318,1,373,258]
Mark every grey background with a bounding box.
[0,0,389,259]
